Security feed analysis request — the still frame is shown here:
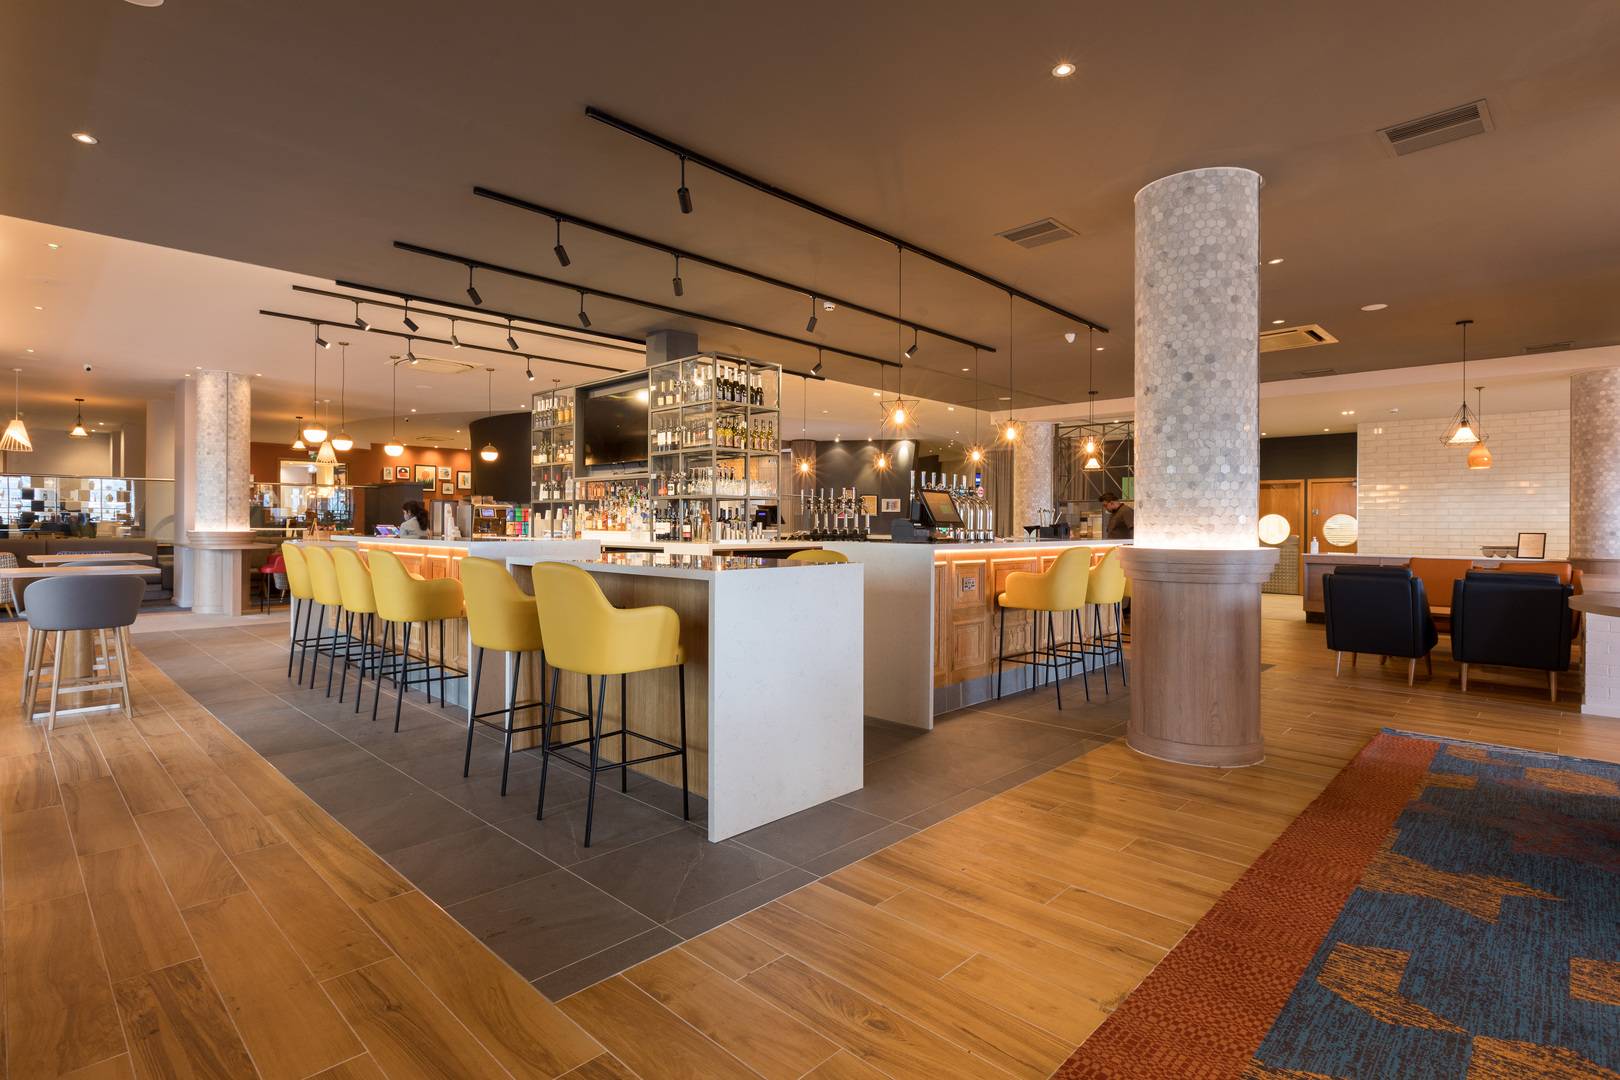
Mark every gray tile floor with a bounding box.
[139,622,1127,999]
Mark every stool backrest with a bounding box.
[1087,547,1126,605]
[1044,546,1094,610]
[281,542,313,599]
[531,561,680,674]
[23,574,145,631]
[329,546,377,615]
[302,545,344,606]
[786,549,849,564]
[461,557,543,653]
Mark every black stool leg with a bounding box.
[338,612,353,704]
[287,597,302,677]
[1095,606,1110,695]
[325,608,342,698]
[500,652,521,795]
[583,674,605,848]
[372,620,390,724]
[536,664,560,820]
[394,621,412,732]
[995,605,1006,700]
[1117,602,1128,686]
[438,620,447,709]
[463,646,485,778]
[620,674,629,793]
[1049,611,1062,711]
[678,663,689,821]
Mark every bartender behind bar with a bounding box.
[1101,492,1134,540]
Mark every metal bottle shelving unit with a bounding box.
[529,386,576,537]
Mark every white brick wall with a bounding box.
[1584,613,1620,718]
[1357,409,1569,558]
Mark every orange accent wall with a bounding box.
[250,442,474,499]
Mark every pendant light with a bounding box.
[880,248,918,431]
[330,342,354,451]
[1466,386,1493,470]
[795,373,813,476]
[478,367,500,462]
[290,416,307,452]
[2,369,32,452]
[67,398,90,439]
[1441,319,1481,446]
[1082,327,1102,471]
[301,333,328,444]
[966,348,986,465]
[383,357,404,457]
[1000,293,1022,444]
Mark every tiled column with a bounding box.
[184,370,255,615]
[1012,421,1055,533]
[1120,168,1277,767]
[1570,368,1620,577]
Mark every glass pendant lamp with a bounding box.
[67,398,90,439]
[383,356,405,457]
[2,369,33,452]
[1465,386,1492,469]
[1082,327,1103,470]
[1441,319,1482,446]
[291,416,307,451]
[330,342,354,451]
[478,367,500,462]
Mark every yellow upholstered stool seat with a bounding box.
[786,549,850,565]
[330,546,384,710]
[299,545,351,697]
[1081,546,1128,691]
[365,548,466,730]
[996,546,1093,708]
[530,562,690,846]
[459,557,558,794]
[281,542,322,683]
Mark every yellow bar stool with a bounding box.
[531,561,689,848]
[995,546,1092,708]
[367,549,465,731]
[1082,546,1128,692]
[330,546,382,711]
[301,545,350,697]
[280,542,320,683]
[459,557,571,794]
[786,549,849,564]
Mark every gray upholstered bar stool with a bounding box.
[21,575,145,730]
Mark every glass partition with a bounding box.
[250,482,355,541]
[0,474,177,540]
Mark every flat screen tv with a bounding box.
[580,376,649,475]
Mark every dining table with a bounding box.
[26,552,157,565]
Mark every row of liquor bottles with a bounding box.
[653,361,769,408]
[654,464,775,499]
[651,504,767,543]
[532,394,574,428]
[531,441,574,466]
[653,417,776,453]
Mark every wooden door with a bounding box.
[1258,480,1305,592]
[1307,478,1358,554]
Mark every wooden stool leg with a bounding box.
[1549,671,1558,702]
[47,631,64,732]
[1407,657,1416,686]
[114,627,134,719]
[1460,662,1469,693]
[1335,651,1342,677]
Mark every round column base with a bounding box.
[1119,546,1279,768]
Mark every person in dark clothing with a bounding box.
[1101,493,1134,540]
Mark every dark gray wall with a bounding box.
[469,412,531,503]
[802,440,921,531]
[1260,433,1356,480]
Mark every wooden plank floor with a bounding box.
[3,596,1615,1079]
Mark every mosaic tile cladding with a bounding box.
[1133,167,1261,548]
[192,368,251,531]
[1570,367,1620,566]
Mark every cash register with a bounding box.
[891,488,963,543]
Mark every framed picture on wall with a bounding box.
[380,467,392,482]
[880,498,901,513]
[1516,532,1547,559]
[440,482,454,496]
[414,465,436,489]
[394,465,411,480]
[437,466,452,480]
[456,471,471,490]
[860,495,878,515]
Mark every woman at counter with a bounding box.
[399,500,431,539]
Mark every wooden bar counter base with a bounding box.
[1120,546,1279,767]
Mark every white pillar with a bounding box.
[1121,168,1277,767]
[182,370,255,615]
[1570,368,1620,577]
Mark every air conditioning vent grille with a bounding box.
[1523,341,1573,354]
[996,218,1078,249]
[1379,99,1492,156]
[1260,324,1340,353]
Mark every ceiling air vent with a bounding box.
[996,218,1078,250]
[1378,100,1493,157]
[1523,340,1574,354]
[1260,324,1339,353]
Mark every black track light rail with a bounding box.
[299,284,645,353]
[583,106,1109,334]
[257,310,623,375]
[472,186,997,354]
[393,241,904,371]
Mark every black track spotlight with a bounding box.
[450,319,462,349]
[314,328,330,349]
[405,338,418,364]
[525,360,535,381]
[466,264,483,306]
[352,301,370,332]
[506,319,520,351]
[672,254,684,297]
[811,349,824,376]
[402,301,419,333]
[577,292,592,328]
[676,155,693,214]
[904,327,919,359]
[805,296,819,334]
[553,218,571,268]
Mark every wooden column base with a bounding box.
[1119,546,1279,768]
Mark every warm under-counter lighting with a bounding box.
[70,132,99,145]
[1051,62,1076,78]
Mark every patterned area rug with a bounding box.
[1056,731,1620,1079]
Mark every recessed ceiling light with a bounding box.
[1271,319,1285,325]
[871,391,880,397]
[32,306,42,311]
[46,242,60,250]
[1340,409,1356,416]
[124,0,165,6]
[1095,346,1104,352]
[998,396,1011,401]
[1266,257,1284,265]
[947,406,955,412]
[1261,431,1268,436]
[1360,303,1388,311]
[1389,407,1400,413]
[25,348,33,353]
[410,408,417,413]
[961,367,970,372]
[254,372,262,377]
[1322,427,1330,432]
[1051,62,1076,78]
[821,409,828,414]
[70,132,98,145]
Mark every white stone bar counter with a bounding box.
[506,551,864,842]
[820,539,1123,729]
[1573,591,1620,719]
